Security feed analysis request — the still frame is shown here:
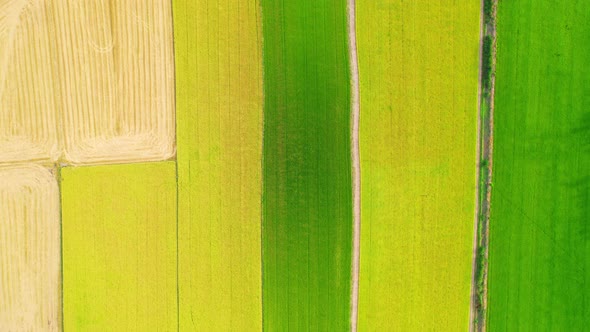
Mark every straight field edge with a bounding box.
[470,0,497,331]
[347,0,361,331]
[57,164,64,332]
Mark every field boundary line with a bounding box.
[469,0,485,328]
[470,0,497,331]
[347,0,361,330]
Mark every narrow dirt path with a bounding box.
[470,0,497,331]
[347,0,361,330]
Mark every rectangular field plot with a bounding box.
[0,165,60,330]
[173,0,264,329]
[356,1,480,330]
[261,0,353,330]
[488,1,590,330]
[1,1,175,166]
[61,162,177,331]
[51,1,175,165]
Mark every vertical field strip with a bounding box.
[471,0,497,330]
[347,0,361,330]
[356,1,481,330]
[61,162,177,331]
[173,0,264,330]
[261,0,353,330]
[0,165,60,331]
[487,1,590,330]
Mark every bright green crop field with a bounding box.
[261,0,353,330]
[488,1,590,330]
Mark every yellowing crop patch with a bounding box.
[356,1,480,330]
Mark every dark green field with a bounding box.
[488,0,590,330]
[261,0,352,330]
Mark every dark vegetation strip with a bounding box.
[261,0,353,330]
[473,0,496,330]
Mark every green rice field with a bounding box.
[260,0,353,330]
[488,1,590,330]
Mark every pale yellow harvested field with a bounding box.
[52,0,175,164]
[0,1,59,164]
[0,165,60,331]
[0,0,175,165]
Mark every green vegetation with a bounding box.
[488,1,590,330]
[481,35,493,91]
[260,1,352,330]
[473,1,496,329]
[483,0,493,24]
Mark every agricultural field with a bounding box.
[0,166,60,330]
[488,1,590,330]
[0,0,175,165]
[260,0,353,330]
[3,0,590,331]
[173,0,264,330]
[356,1,481,330]
[61,162,177,330]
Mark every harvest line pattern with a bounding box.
[0,165,60,330]
[1,2,177,329]
[0,0,175,166]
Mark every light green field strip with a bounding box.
[0,165,60,330]
[173,1,263,330]
[61,162,177,331]
[261,0,353,330]
[357,1,480,330]
[488,1,590,330]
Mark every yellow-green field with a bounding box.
[61,162,177,331]
[173,0,264,330]
[357,1,480,330]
